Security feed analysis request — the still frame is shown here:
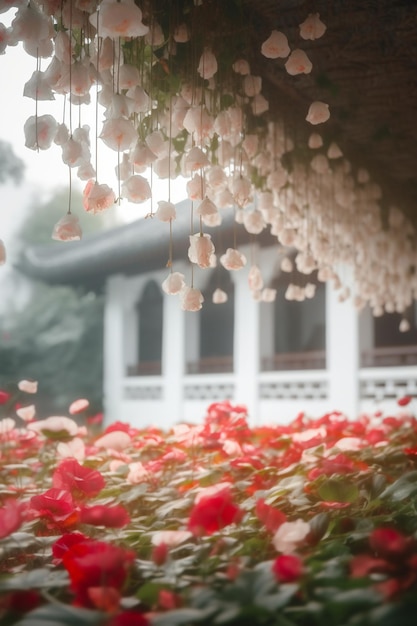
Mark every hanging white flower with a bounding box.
[100,118,137,151]
[327,142,343,159]
[261,30,290,59]
[185,146,209,172]
[285,49,313,75]
[23,70,55,100]
[186,173,205,200]
[306,101,330,125]
[197,47,218,79]
[232,58,250,75]
[174,23,189,43]
[251,93,269,116]
[145,21,164,47]
[231,176,252,207]
[83,180,116,214]
[399,319,410,333]
[52,213,82,241]
[308,133,323,149]
[261,288,277,302]
[220,248,247,271]
[126,85,151,114]
[121,175,152,203]
[299,13,327,40]
[304,283,316,299]
[195,196,218,218]
[188,233,215,269]
[243,75,262,97]
[89,0,148,38]
[248,265,264,291]
[180,286,204,312]
[212,288,228,304]
[155,200,176,222]
[162,272,185,295]
[24,114,57,150]
[243,210,266,235]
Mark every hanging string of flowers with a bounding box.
[0,0,415,316]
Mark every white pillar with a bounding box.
[326,279,359,417]
[232,245,260,424]
[103,275,126,425]
[162,292,185,425]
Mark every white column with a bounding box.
[162,292,185,425]
[232,245,260,424]
[326,279,359,417]
[103,275,126,425]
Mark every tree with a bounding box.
[0,187,117,417]
[0,140,24,185]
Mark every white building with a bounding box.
[23,201,417,429]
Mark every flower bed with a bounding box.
[1,393,417,625]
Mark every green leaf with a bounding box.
[318,479,359,503]
[151,607,215,626]
[14,604,103,626]
[0,569,69,591]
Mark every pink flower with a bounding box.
[57,438,86,462]
[285,49,313,75]
[243,75,262,97]
[28,416,78,439]
[261,31,290,59]
[261,288,277,302]
[232,58,250,75]
[197,47,217,79]
[299,13,327,40]
[212,288,228,304]
[90,0,148,38]
[185,146,209,172]
[121,175,151,203]
[17,379,37,394]
[83,180,116,214]
[248,265,263,291]
[220,248,246,271]
[100,118,137,152]
[162,272,185,295]
[23,70,55,100]
[151,530,192,547]
[0,499,25,539]
[180,286,204,312]
[188,233,215,269]
[243,210,265,235]
[306,101,330,125]
[195,197,218,218]
[24,114,57,150]
[95,430,131,451]
[52,213,82,241]
[155,200,176,222]
[273,519,310,553]
[80,504,130,528]
[16,404,36,422]
[69,398,89,415]
[174,23,189,43]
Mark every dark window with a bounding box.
[136,280,163,375]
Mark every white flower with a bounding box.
[52,213,82,241]
[261,288,277,302]
[155,200,176,222]
[180,286,204,311]
[308,133,323,149]
[197,47,217,79]
[24,114,57,150]
[400,319,410,332]
[23,70,55,100]
[232,58,250,75]
[327,142,343,159]
[272,519,310,553]
[185,146,209,172]
[306,101,330,125]
[299,13,327,40]
[121,175,152,203]
[195,197,218,218]
[285,49,313,75]
[18,380,38,394]
[220,248,247,271]
[162,272,185,295]
[280,257,293,272]
[188,233,215,268]
[174,23,189,43]
[100,118,137,151]
[89,0,148,38]
[152,530,192,547]
[212,288,228,303]
[261,30,290,59]
[243,75,262,97]
[16,404,36,422]
[243,210,266,235]
[248,265,263,291]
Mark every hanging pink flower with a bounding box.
[212,288,228,304]
[251,93,269,116]
[23,70,55,100]
[162,271,185,295]
[52,213,82,241]
[11,4,52,44]
[285,49,312,75]
[231,176,252,206]
[243,210,265,234]
[131,142,157,169]
[188,233,215,269]
[185,146,209,172]
[89,0,148,38]
[155,201,176,222]
[126,85,151,114]
[83,180,116,214]
[174,23,189,43]
[186,173,205,200]
[183,106,214,141]
[248,265,263,291]
[306,101,330,125]
[197,47,217,80]
[180,286,204,312]
[61,138,84,168]
[261,288,277,302]
[232,58,250,75]
[243,75,262,97]
[308,132,323,149]
[327,142,343,159]
[195,197,218,218]
[261,30,290,59]
[299,13,327,40]
[121,175,151,203]
[24,114,57,150]
[100,118,137,152]
[220,248,247,271]
[153,156,177,179]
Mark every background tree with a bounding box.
[0,185,118,418]
[0,140,24,184]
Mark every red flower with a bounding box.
[187,487,242,536]
[52,532,90,561]
[108,611,149,626]
[152,543,169,566]
[255,498,286,533]
[397,395,412,407]
[0,390,11,405]
[52,459,105,502]
[62,540,135,607]
[369,527,410,559]
[272,554,304,583]
[30,488,75,522]
[0,499,25,539]
[80,504,130,528]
